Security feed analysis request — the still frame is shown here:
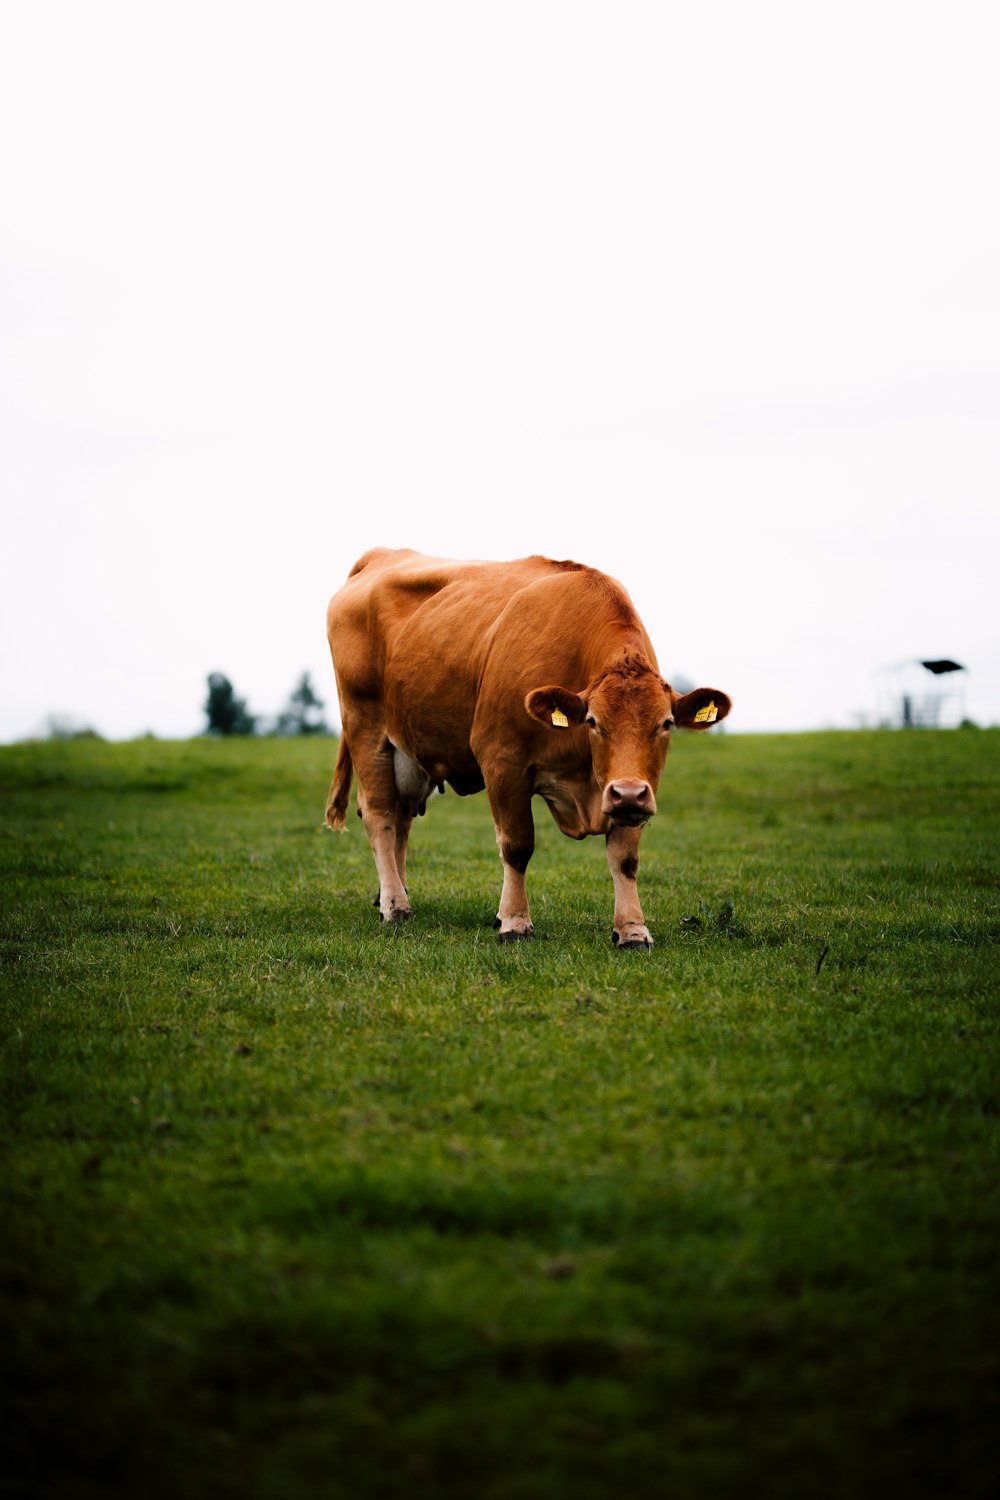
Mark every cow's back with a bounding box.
[329,549,558,682]
[328,550,572,776]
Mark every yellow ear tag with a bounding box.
[551,709,570,728]
[693,699,718,724]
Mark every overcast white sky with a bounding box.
[2,1,998,739]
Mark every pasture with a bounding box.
[2,728,998,1498]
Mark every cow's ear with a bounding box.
[525,686,587,729]
[672,687,732,731]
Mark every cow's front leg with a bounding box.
[606,823,653,949]
[486,772,536,940]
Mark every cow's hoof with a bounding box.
[381,907,414,923]
[493,916,535,939]
[612,931,653,950]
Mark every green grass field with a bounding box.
[2,728,998,1499]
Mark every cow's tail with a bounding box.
[325,736,353,831]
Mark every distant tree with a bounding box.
[204,673,257,736]
[273,671,330,736]
[45,715,103,741]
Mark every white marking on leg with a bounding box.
[494,824,534,937]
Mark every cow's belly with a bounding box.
[381,657,479,789]
[387,715,485,799]
[402,744,485,798]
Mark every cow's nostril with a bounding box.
[609,781,651,805]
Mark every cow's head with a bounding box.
[526,652,732,827]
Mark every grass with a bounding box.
[1,728,998,1499]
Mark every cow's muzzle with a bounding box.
[603,779,656,826]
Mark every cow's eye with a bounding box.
[585,715,597,729]
[662,717,675,731]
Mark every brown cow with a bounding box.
[326,548,731,948]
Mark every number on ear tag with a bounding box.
[551,709,569,728]
[693,700,718,724]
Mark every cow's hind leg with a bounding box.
[369,811,414,913]
[348,731,413,922]
[606,823,653,950]
[394,810,415,895]
[486,771,536,940]
[362,805,412,922]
